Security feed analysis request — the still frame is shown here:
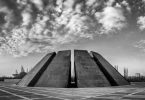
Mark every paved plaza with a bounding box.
[0,83,145,100]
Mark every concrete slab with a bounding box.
[91,51,130,86]
[74,50,111,87]
[35,50,71,88]
[18,52,56,87]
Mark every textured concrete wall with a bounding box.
[35,50,71,88]
[91,51,130,86]
[18,52,56,86]
[74,50,110,87]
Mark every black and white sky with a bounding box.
[0,0,145,76]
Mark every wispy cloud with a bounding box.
[134,40,145,52]
[0,0,128,57]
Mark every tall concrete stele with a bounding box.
[18,50,130,88]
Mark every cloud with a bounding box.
[137,16,145,30]
[106,0,115,6]
[30,0,44,10]
[142,0,145,3]
[0,6,14,29]
[121,0,131,12]
[95,3,126,33]
[21,11,32,26]
[0,0,127,57]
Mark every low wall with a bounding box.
[4,79,21,84]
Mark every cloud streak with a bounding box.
[134,40,145,52]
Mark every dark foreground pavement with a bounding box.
[0,82,145,100]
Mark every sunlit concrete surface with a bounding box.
[0,82,145,100]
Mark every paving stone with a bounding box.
[111,92,131,95]
[98,94,124,97]
[82,97,113,100]
[0,96,22,100]
[133,92,145,95]
[0,91,13,96]
[122,97,145,100]
[34,97,63,100]
[20,94,47,99]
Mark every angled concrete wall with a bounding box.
[18,52,56,86]
[35,50,71,88]
[74,50,111,87]
[91,51,130,86]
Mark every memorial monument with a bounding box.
[18,50,129,88]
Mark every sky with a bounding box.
[0,0,145,76]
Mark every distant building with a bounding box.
[21,65,25,73]
[13,65,27,79]
[135,73,141,77]
[124,68,128,78]
[12,70,19,77]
